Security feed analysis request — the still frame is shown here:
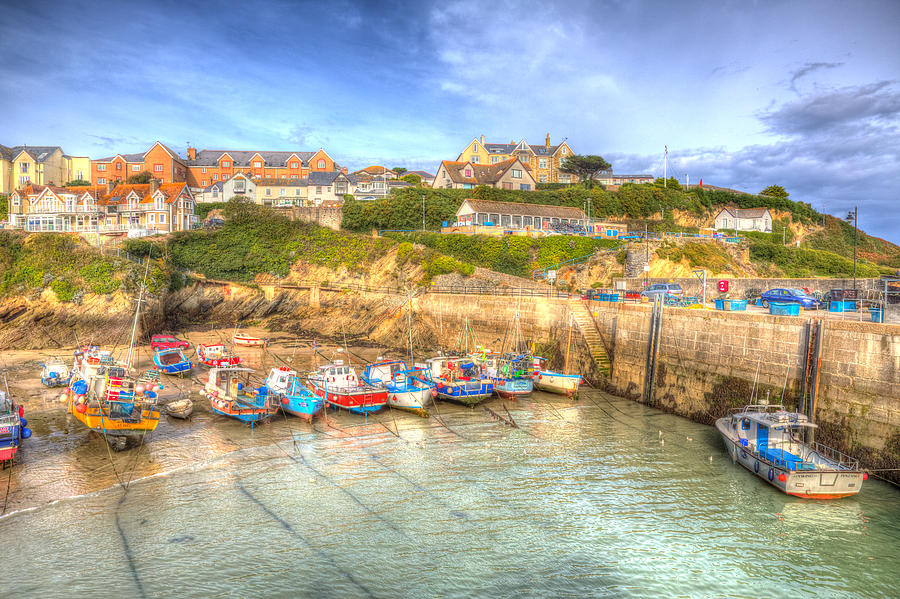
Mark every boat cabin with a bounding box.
[316,360,363,390]
[729,405,821,470]
[427,357,481,382]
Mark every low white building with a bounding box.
[196,172,256,203]
[713,207,772,233]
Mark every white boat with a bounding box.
[233,333,266,347]
[165,399,193,419]
[532,356,581,397]
[40,356,70,387]
[716,404,866,499]
[361,359,435,416]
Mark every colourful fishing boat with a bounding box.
[308,360,387,414]
[204,366,277,425]
[361,359,435,417]
[716,404,866,499]
[427,356,493,406]
[264,366,323,421]
[474,351,533,399]
[0,387,31,467]
[40,356,70,387]
[152,347,193,375]
[197,343,243,368]
[532,357,582,397]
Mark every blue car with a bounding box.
[760,288,821,309]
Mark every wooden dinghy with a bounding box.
[165,399,194,419]
[233,333,266,347]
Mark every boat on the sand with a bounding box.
[152,348,193,375]
[361,359,435,417]
[308,360,387,414]
[165,398,194,419]
[197,344,243,368]
[40,356,70,387]
[426,356,493,406]
[233,333,266,347]
[0,387,31,467]
[204,366,277,425]
[264,366,323,421]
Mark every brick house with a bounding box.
[91,141,188,186]
[184,148,339,188]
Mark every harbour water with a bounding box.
[1,389,898,598]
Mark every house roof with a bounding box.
[481,142,562,157]
[101,183,190,205]
[440,158,532,186]
[188,150,317,167]
[255,177,307,187]
[716,207,770,219]
[354,166,395,176]
[459,199,586,220]
[307,171,344,185]
[7,146,63,163]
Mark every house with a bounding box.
[449,198,586,234]
[456,134,576,183]
[0,145,91,194]
[713,207,772,233]
[7,180,196,235]
[184,147,340,188]
[404,170,435,186]
[596,173,654,186]
[307,171,351,205]
[433,158,536,190]
[255,177,307,206]
[91,141,188,186]
[348,173,411,200]
[197,172,257,204]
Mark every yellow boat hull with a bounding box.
[69,403,160,436]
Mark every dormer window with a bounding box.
[317,159,325,169]
[253,161,262,168]
[222,161,231,168]
[290,162,298,168]
[464,168,472,177]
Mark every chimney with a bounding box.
[480,135,484,145]
[151,178,160,194]
[342,166,348,175]
[187,147,197,160]
[546,133,551,147]
[107,180,115,195]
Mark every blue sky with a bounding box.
[2,0,899,241]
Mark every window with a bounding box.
[316,186,322,194]
[490,213,499,224]
[539,159,548,169]
[512,215,522,228]
[317,159,325,169]
[280,188,286,196]
[560,148,567,155]
[520,183,531,191]
[291,162,298,168]
[234,180,246,193]
[291,174,298,179]
[202,167,207,173]
[560,175,570,183]
[539,175,547,183]
[222,161,231,167]
[116,162,122,170]
[149,213,155,224]
[132,165,140,171]
[212,187,219,197]
[98,177,106,184]
[19,162,30,173]
[464,168,472,177]
[265,188,271,196]
[97,164,107,171]
[212,174,218,181]
[471,155,480,163]
[501,215,511,226]
[523,216,532,227]
[154,164,163,172]
[18,176,30,185]
[490,156,499,164]
[253,161,262,168]
[12,196,19,207]
[511,169,522,178]
[76,170,83,180]
[202,180,207,186]
[159,214,165,224]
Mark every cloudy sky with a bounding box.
[2,0,899,240]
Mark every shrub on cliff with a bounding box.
[50,279,76,302]
[80,260,121,295]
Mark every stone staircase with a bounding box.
[570,301,611,377]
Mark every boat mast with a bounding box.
[563,311,574,376]
[124,257,151,370]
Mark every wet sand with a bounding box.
[0,325,411,515]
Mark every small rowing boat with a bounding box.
[233,333,266,347]
[152,348,193,375]
[40,356,70,387]
[165,398,194,419]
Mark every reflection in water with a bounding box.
[1,389,899,599]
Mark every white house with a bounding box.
[713,207,772,233]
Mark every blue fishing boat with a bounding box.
[264,366,323,421]
[474,351,534,399]
[1,387,32,467]
[426,356,493,406]
[152,348,193,375]
[40,356,70,387]
[204,367,277,425]
[361,359,435,416]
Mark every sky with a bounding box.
[2,0,899,241]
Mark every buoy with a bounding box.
[778,474,787,482]
[76,404,87,414]
[77,395,86,404]
[135,384,146,393]
[20,418,27,428]
[22,428,32,439]
[152,385,161,392]
[863,472,869,480]
[59,395,68,404]
[282,398,289,405]
[18,405,24,418]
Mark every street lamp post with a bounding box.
[853,205,858,290]
[422,194,426,231]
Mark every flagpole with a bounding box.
[664,145,667,187]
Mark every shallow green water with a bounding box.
[1,391,898,598]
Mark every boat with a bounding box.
[532,313,582,398]
[197,343,243,368]
[204,366,277,425]
[307,360,387,414]
[264,366,323,421]
[165,398,194,419]
[152,348,193,375]
[40,356,70,387]
[426,356,493,406]
[474,350,533,399]
[0,386,31,467]
[233,333,266,347]
[716,404,866,499]
[361,359,435,417]
[64,273,162,450]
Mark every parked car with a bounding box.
[640,283,684,298]
[150,334,191,352]
[760,288,821,309]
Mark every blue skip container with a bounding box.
[871,309,884,323]
[770,302,800,316]
[716,299,748,311]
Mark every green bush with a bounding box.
[80,260,121,294]
[50,279,76,302]
[195,202,227,220]
[749,240,889,278]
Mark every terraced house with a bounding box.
[7,180,196,236]
[184,147,340,188]
[456,134,575,184]
[90,141,188,185]
[0,144,91,194]
[433,157,536,190]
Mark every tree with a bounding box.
[760,185,789,199]
[64,179,92,187]
[127,170,155,184]
[560,155,612,189]
[392,167,408,176]
[401,173,422,186]
[654,177,682,190]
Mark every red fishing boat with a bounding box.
[307,360,387,414]
[197,344,243,368]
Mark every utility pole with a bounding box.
[422,194,426,231]
[645,223,649,288]
[663,145,667,187]
[853,205,858,290]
